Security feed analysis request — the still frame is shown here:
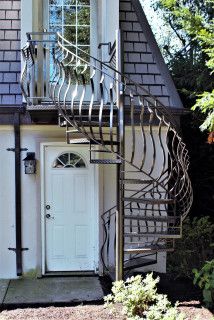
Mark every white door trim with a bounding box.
[40,142,100,275]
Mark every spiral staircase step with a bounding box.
[123,197,175,205]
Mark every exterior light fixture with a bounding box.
[23,152,36,174]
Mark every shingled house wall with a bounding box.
[0,0,21,106]
[0,0,179,110]
[120,0,174,108]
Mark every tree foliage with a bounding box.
[155,0,214,132]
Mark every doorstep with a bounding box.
[0,277,104,309]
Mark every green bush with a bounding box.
[104,274,185,320]
[193,259,214,308]
[167,216,214,278]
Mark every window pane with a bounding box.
[49,25,62,33]
[49,0,62,5]
[78,46,90,61]
[76,159,86,168]
[69,154,80,165]
[78,27,90,45]
[48,0,91,74]
[77,0,90,5]
[64,0,76,4]
[64,6,76,25]
[53,159,64,168]
[64,26,76,43]
[77,6,90,26]
[59,153,69,165]
[50,6,62,25]
[52,152,86,168]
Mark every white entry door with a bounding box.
[44,145,97,272]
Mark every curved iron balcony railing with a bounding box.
[21,31,193,278]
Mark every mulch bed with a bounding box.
[0,303,213,320]
[0,306,125,320]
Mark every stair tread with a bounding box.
[122,179,154,185]
[124,257,157,271]
[90,150,112,153]
[124,247,174,254]
[125,230,180,236]
[124,231,181,239]
[123,197,175,204]
[94,140,119,145]
[124,215,180,223]
[66,129,79,133]
[80,121,111,126]
[69,138,89,144]
[90,159,122,164]
[68,138,119,145]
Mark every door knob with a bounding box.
[46,213,54,220]
[46,205,51,210]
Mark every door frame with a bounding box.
[40,142,100,275]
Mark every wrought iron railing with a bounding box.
[21,31,193,279]
[101,194,179,274]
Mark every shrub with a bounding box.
[193,259,214,308]
[167,216,214,278]
[104,274,185,320]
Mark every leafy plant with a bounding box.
[193,260,214,308]
[155,0,214,135]
[167,216,214,278]
[104,274,185,320]
[192,91,214,132]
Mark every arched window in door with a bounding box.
[52,152,86,168]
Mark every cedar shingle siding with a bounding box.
[0,0,21,106]
[120,0,173,108]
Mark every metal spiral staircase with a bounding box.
[21,31,193,280]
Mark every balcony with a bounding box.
[21,32,117,111]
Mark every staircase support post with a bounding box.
[115,29,124,281]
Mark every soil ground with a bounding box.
[0,303,213,320]
[0,274,213,320]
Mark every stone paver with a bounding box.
[0,280,9,304]
[3,277,103,305]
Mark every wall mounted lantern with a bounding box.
[23,152,36,174]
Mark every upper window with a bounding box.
[52,152,86,168]
[49,0,90,58]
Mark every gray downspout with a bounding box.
[7,109,28,276]
[14,112,23,276]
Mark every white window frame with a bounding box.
[44,0,97,61]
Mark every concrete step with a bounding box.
[1,277,104,308]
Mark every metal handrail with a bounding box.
[22,32,179,131]
[21,31,193,276]
[21,32,193,216]
[56,33,180,132]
